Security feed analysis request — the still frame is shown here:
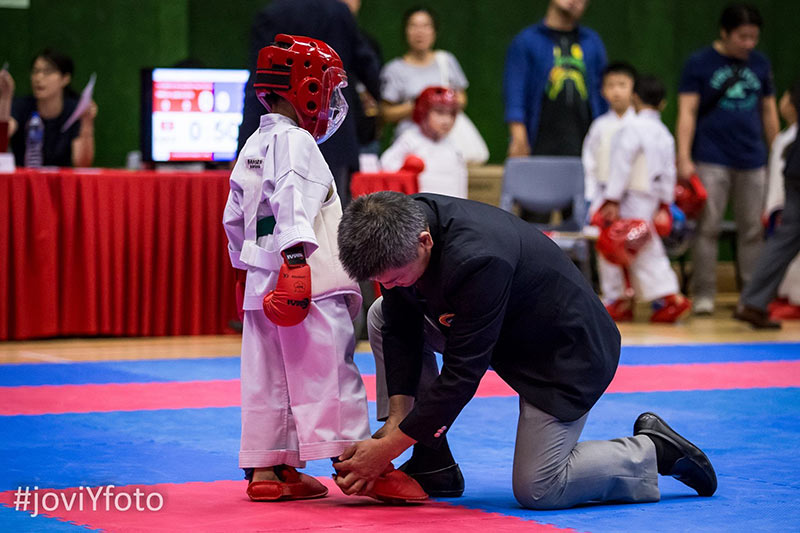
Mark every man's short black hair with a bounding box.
[338,191,428,282]
[720,3,763,32]
[603,61,637,81]
[634,74,666,108]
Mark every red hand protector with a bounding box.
[653,203,673,237]
[596,219,651,267]
[674,173,708,219]
[262,251,311,327]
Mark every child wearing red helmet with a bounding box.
[380,86,468,198]
[223,34,426,503]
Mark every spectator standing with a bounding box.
[735,80,800,328]
[504,0,607,158]
[676,3,779,315]
[237,0,381,205]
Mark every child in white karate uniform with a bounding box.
[381,86,468,198]
[223,34,425,503]
[582,62,637,205]
[592,74,691,322]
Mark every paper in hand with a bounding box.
[61,72,96,132]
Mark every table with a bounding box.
[1,168,239,340]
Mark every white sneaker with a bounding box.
[693,297,715,316]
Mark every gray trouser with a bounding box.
[691,162,767,300]
[367,298,660,509]
[741,179,800,310]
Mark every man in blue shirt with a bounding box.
[503,0,607,158]
[676,3,779,315]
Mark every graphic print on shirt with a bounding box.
[710,64,762,112]
[546,41,588,104]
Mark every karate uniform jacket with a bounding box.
[381,194,621,448]
[380,125,468,199]
[223,114,360,316]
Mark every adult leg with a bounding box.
[690,163,732,309]
[512,399,659,509]
[730,166,767,287]
[280,297,371,462]
[740,180,800,311]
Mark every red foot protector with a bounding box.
[334,463,428,504]
[247,465,328,501]
[0,480,576,532]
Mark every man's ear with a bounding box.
[419,230,434,251]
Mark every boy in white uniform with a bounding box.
[223,34,425,503]
[592,74,691,322]
[582,62,637,205]
[380,86,467,198]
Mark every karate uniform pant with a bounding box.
[367,298,660,509]
[591,193,679,303]
[239,297,370,469]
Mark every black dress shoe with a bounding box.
[733,305,781,329]
[634,412,717,497]
[398,461,464,497]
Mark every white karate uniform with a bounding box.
[223,114,369,469]
[380,125,468,199]
[591,108,679,303]
[765,123,800,304]
[582,108,635,203]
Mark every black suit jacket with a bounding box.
[381,194,621,448]
[237,0,381,172]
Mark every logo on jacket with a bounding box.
[246,158,263,170]
[438,313,455,327]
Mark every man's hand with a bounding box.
[333,426,416,496]
[333,438,394,495]
[677,157,696,181]
[507,122,530,158]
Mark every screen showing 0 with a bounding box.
[150,68,249,162]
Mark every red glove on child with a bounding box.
[653,203,673,237]
[263,246,311,327]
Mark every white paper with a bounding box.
[61,73,96,132]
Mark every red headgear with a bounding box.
[254,34,348,143]
[596,219,651,267]
[413,86,458,138]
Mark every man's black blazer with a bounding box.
[380,194,621,448]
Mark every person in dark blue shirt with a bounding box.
[676,3,779,315]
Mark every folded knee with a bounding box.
[512,472,562,510]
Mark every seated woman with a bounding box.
[6,49,97,167]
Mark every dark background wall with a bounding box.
[0,0,796,168]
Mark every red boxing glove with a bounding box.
[653,203,673,237]
[263,246,311,327]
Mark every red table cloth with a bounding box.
[1,168,239,340]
